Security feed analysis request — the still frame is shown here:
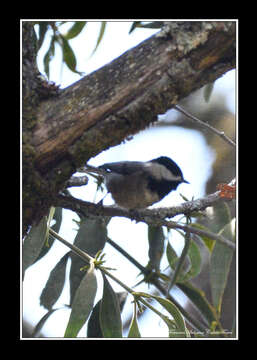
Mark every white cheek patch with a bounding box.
[145,163,182,181]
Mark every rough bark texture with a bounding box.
[22,21,236,234]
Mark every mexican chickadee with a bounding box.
[85,156,189,209]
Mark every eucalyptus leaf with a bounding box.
[179,240,202,282]
[61,35,83,75]
[32,308,60,337]
[191,223,216,252]
[69,217,107,305]
[37,22,49,51]
[210,220,235,314]
[43,36,55,78]
[100,274,123,338]
[146,294,189,338]
[64,263,97,338]
[40,252,70,310]
[64,22,87,40]
[128,302,141,338]
[87,291,127,338]
[166,241,179,269]
[22,216,48,279]
[178,282,216,326]
[34,207,63,264]
[91,22,106,55]
[148,225,165,271]
[203,82,215,103]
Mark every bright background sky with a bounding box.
[23,21,236,338]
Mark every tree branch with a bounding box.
[54,188,235,250]
[31,21,236,173]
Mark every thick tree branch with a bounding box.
[31,21,235,173]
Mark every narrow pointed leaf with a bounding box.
[69,217,107,305]
[64,21,87,40]
[40,252,70,310]
[210,221,235,314]
[128,302,141,338]
[64,263,97,338]
[166,241,179,269]
[87,299,103,338]
[22,216,47,278]
[88,291,127,338]
[60,35,82,75]
[191,223,216,252]
[179,240,202,282]
[152,296,189,337]
[91,22,106,55]
[100,274,122,338]
[178,282,216,325]
[148,225,165,271]
[35,207,63,262]
[32,308,59,337]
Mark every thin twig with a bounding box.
[174,105,236,148]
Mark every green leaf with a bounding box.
[91,22,106,55]
[148,225,165,271]
[60,35,83,75]
[64,263,97,338]
[203,82,215,103]
[178,282,216,325]
[129,21,142,34]
[100,274,123,338]
[69,217,107,305]
[179,240,202,282]
[129,21,163,34]
[64,21,87,40]
[37,22,49,51]
[87,299,103,338]
[40,252,70,310]
[191,223,216,252]
[128,302,141,338]
[166,241,179,269]
[149,295,190,338]
[22,217,48,279]
[210,220,235,314]
[35,207,63,262]
[88,291,127,338]
[167,234,191,291]
[32,308,60,337]
[43,36,55,78]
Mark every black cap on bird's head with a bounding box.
[150,156,189,184]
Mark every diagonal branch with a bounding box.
[31,21,236,173]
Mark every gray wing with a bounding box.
[99,161,146,175]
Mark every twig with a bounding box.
[66,175,89,188]
[174,105,236,148]
[162,220,235,250]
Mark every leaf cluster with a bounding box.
[23,200,235,338]
[34,21,107,79]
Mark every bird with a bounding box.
[84,156,189,209]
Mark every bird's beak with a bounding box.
[182,179,190,184]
